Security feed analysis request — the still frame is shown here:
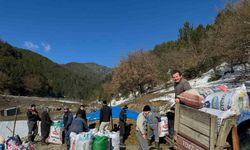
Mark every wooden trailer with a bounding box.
[171,103,239,150]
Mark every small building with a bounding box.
[0,107,20,116]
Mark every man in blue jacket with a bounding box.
[70,114,89,134]
[63,106,73,150]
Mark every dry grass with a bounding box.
[0,95,84,121]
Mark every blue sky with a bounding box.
[0,0,225,67]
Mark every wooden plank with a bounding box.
[180,105,211,126]
[232,126,239,150]
[209,115,217,150]
[216,116,236,148]
[180,114,210,136]
[176,135,206,150]
[179,123,210,148]
[174,103,180,133]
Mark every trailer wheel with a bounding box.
[238,127,250,150]
[237,120,250,150]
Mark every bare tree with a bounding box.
[111,50,158,97]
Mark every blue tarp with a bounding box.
[87,106,139,121]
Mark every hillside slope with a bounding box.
[0,41,109,100]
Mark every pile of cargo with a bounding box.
[177,84,249,128]
[69,129,120,150]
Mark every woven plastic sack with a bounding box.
[48,121,63,144]
[92,136,108,150]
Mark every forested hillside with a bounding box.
[1,0,249,101]
[0,41,111,100]
[103,0,250,99]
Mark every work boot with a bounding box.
[120,137,126,147]
[154,142,161,150]
[31,134,35,142]
[28,134,32,142]
[148,139,152,146]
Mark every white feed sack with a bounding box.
[203,84,249,115]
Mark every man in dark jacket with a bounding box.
[63,106,73,149]
[167,70,191,139]
[40,107,53,144]
[75,104,87,122]
[99,100,112,133]
[119,105,128,146]
[70,114,89,134]
[27,104,41,143]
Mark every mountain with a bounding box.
[62,62,111,84]
[0,41,110,100]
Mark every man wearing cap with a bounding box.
[27,104,41,143]
[99,100,112,133]
[63,106,73,150]
[119,105,128,146]
[136,105,151,150]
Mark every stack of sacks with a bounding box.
[178,84,249,113]
[70,129,120,150]
[93,130,120,150]
[70,131,94,150]
[177,85,227,108]
[199,85,249,131]
[203,84,249,115]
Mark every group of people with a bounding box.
[26,104,89,146]
[63,100,128,150]
[26,100,125,149]
[136,70,191,150]
[26,105,52,144]
[26,69,190,150]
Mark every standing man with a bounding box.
[99,100,112,133]
[136,105,151,150]
[119,105,128,146]
[148,107,161,149]
[167,70,191,139]
[27,104,41,143]
[63,106,73,150]
[40,107,53,144]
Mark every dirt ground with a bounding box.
[34,143,171,150]
[0,95,97,121]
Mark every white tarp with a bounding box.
[0,120,41,139]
